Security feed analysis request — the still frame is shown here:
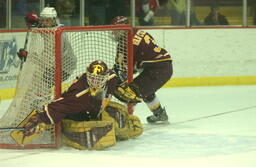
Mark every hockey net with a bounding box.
[0,25,133,149]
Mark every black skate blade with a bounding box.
[147,120,170,125]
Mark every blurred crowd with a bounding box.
[0,0,256,29]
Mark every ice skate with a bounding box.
[146,107,168,124]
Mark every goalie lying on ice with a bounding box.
[11,60,143,149]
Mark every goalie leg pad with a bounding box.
[61,119,116,150]
[101,101,128,137]
[118,115,143,140]
[10,110,47,146]
[102,101,143,140]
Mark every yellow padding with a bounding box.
[102,101,143,140]
[10,110,47,146]
[62,120,116,150]
[164,76,256,88]
[117,115,143,140]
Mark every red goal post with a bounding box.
[55,25,134,99]
[0,25,134,149]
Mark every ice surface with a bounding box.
[0,85,256,167]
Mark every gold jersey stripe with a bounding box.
[155,53,170,59]
[44,105,54,124]
[76,88,89,98]
[108,73,117,81]
[140,57,172,66]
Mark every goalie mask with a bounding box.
[86,61,109,96]
[40,7,58,27]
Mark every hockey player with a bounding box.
[111,16,173,124]
[21,61,116,135]
[17,7,63,62]
[16,7,77,103]
[16,12,39,62]
[11,61,143,149]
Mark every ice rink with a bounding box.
[0,85,256,167]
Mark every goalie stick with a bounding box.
[19,28,30,70]
[0,127,25,130]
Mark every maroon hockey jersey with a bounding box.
[133,30,171,70]
[38,71,118,124]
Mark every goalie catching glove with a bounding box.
[114,81,142,104]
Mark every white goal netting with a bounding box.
[0,26,132,148]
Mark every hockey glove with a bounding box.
[17,48,28,62]
[114,81,142,104]
[25,12,39,28]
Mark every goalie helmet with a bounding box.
[86,61,109,93]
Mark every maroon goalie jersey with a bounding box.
[38,71,118,124]
[133,30,172,70]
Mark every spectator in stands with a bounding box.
[12,0,28,28]
[168,0,200,26]
[87,0,110,25]
[204,5,229,25]
[0,0,6,28]
[55,0,76,26]
[12,0,40,28]
[252,3,256,25]
[106,0,127,25]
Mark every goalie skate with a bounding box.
[10,110,46,146]
[147,107,169,124]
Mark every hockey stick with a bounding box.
[13,25,32,98]
[0,127,25,130]
[19,27,30,70]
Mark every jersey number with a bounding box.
[144,35,161,53]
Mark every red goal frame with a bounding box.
[0,25,134,149]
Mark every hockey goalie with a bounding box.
[0,7,77,147]
[10,61,143,150]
